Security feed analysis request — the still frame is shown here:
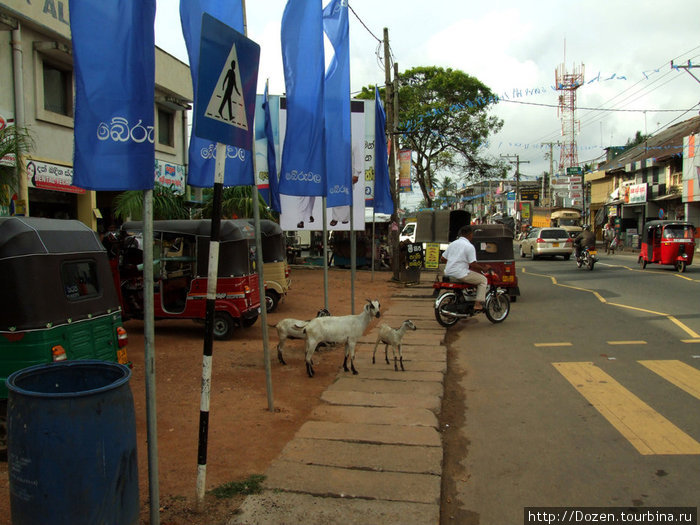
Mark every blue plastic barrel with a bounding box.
[6,360,139,525]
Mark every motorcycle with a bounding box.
[575,246,597,270]
[433,273,511,328]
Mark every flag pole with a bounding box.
[142,189,160,525]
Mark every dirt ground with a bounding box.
[0,267,399,525]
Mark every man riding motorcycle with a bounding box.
[573,225,596,260]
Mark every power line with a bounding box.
[500,98,694,113]
[348,3,382,43]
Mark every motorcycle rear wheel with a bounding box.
[485,292,510,323]
[435,292,460,327]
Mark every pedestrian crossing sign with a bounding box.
[194,13,260,150]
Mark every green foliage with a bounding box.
[0,125,34,206]
[113,184,190,221]
[202,186,277,220]
[391,66,504,207]
[208,474,266,499]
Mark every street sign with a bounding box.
[566,167,583,175]
[194,13,260,150]
[569,176,582,183]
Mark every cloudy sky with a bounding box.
[155,0,700,187]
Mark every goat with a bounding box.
[302,299,381,377]
[372,319,417,371]
[271,308,330,365]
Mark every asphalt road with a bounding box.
[443,248,700,524]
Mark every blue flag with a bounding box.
[373,87,393,215]
[263,85,281,213]
[179,0,253,188]
[70,0,155,190]
[279,0,325,197]
[323,0,352,208]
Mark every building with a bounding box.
[0,0,192,229]
[585,116,700,246]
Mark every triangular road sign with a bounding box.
[204,43,248,131]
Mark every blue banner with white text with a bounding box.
[70,0,155,190]
[278,0,326,197]
[323,0,352,208]
[263,85,281,212]
[180,0,253,187]
[373,87,393,215]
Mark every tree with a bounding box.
[360,67,505,208]
[0,125,34,208]
[201,186,277,220]
[113,184,190,221]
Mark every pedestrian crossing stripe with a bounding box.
[639,360,700,401]
[553,361,700,455]
[204,43,248,131]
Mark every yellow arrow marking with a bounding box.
[553,362,700,455]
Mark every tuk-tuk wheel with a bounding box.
[676,260,687,273]
[638,257,647,270]
[213,312,235,340]
[265,290,280,312]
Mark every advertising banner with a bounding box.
[399,149,412,193]
[27,159,85,194]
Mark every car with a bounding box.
[519,227,573,260]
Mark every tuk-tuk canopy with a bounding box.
[122,219,255,243]
[0,217,120,331]
[0,217,104,259]
[247,219,285,263]
[471,223,515,261]
[121,219,257,277]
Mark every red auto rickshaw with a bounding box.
[638,220,696,273]
[107,220,260,339]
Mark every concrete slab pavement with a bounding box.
[229,274,447,525]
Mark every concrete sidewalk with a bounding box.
[229,275,446,525]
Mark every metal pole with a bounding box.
[196,142,226,504]
[242,0,273,409]
[371,209,376,281]
[350,203,355,314]
[142,189,160,525]
[251,183,274,411]
[11,25,29,214]
[322,197,329,310]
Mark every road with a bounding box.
[441,249,700,524]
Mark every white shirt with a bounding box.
[443,236,477,279]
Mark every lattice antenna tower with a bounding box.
[555,61,584,170]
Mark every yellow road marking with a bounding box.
[534,342,572,347]
[639,360,700,401]
[681,339,700,344]
[522,267,700,340]
[553,362,700,455]
[607,341,647,345]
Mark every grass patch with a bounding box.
[208,474,266,500]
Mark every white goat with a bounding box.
[302,299,381,377]
[271,308,330,365]
[372,319,417,371]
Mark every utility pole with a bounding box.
[501,154,529,230]
[671,60,700,84]
[383,28,401,281]
[541,142,559,206]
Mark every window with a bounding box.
[157,107,175,147]
[62,260,100,301]
[43,61,72,116]
[540,229,568,240]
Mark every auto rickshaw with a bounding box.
[638,220,696,273]
[248,219,291,312]
[0,217,130,454]
[111,220,261,339]
[471,223,520,302]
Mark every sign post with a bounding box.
[193,14,260,504]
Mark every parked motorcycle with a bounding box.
[576,246,597,270]
[433,274,511,327]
